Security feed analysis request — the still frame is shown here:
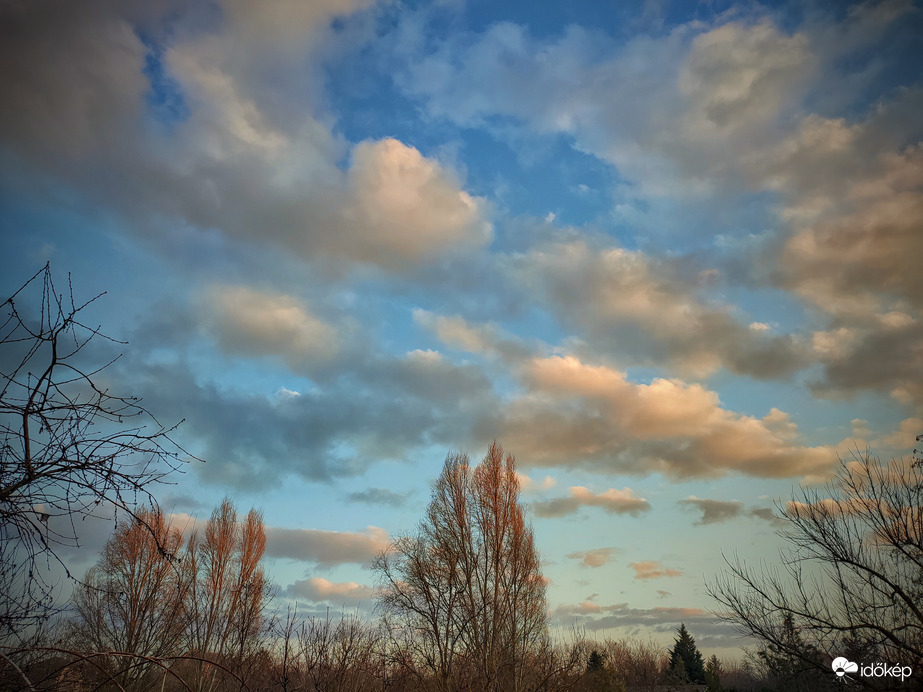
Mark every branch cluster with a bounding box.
[1,265,189,640]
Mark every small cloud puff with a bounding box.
[566,547,616,567]
[629,560,682,580]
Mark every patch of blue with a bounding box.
[136,30,189,128]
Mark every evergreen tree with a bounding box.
[755,612,833,691]
[668,623,706,684]
[583,650,623,692]
[587,650,605,674]
[704,654,723,691]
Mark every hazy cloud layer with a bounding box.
[550,601,751,648]
[346,487,412,507]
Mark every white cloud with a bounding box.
[286,577,376,604]
[493,355,836,480]
[337,138,492,268]
[205,285,339,367]
[515,239,809,379]
[264,525,389,565]
[533,485,650,518]
[414,310,530,361]
[516,471,557,493]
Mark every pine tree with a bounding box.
[755,612,833,691]
[704,654,722,691]
[587,650,605,674]
[668,623,706,684]
[584,649,622,692]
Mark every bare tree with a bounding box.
[708,448,923,686]
[182,498,270,692]
[374,442,548,692]
[298,610,380,692]
[67,508,186,691]
[0,265,187,644]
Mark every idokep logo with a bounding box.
[832,656,913,683]
[832,657,858,677]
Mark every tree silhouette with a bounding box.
[69,509,186,690]
[374,442,547,691]
[182,498,269,692]
[0,265,188,644]
[709,448,923,678]
[667,623,705,684]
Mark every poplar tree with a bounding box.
[374,442,548,692]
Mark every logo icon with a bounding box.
[832,657,858,677]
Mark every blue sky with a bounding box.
[2,0,922,658]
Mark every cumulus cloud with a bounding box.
[533,486,650,518]
[809,313,923,407]
[679,497,745,525]
[413,310,530,361]
[492,355,836,480]
[629,560,682,580]
[514,239,809,379]
[566,547,616,568]
[516,472,557,493]
[394,5,921,400]
[204,285,339,368]
[286,577,376,604]
[1,0,491,274]
[335,138,492,268]
[265,525,389,565]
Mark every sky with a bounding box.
[2,0,922,660]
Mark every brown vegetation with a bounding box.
[373,443,548,691]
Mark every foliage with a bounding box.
[750,613,832,691]
[581,649,624,691]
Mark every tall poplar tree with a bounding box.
[374,442,548,692]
